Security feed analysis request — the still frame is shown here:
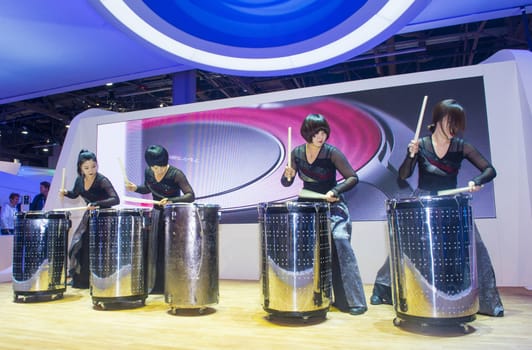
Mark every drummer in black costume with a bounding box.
[125,145,195,294]
[60,149,120,289]
[370,99,504,317]
[282,114,367,315]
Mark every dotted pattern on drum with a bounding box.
[259,202,332,315]
[89,211,147,295]
[12,212,70,291]
[393,204,473,294]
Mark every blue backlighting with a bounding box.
[143,0,367,48]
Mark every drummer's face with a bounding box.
[441,116,454,138]
[80,160,98,177]
[311,130,328,147]
[151,165,168,177]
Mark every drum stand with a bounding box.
[92,295,148,310]
[392,312,476,333]
[13,289,65,303]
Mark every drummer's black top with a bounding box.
[399,136,496,193]
[64,173,120,208]
[281,143,358,196]
[135,165,195,205]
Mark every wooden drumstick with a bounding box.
[287,126,292,181]
[438,185,483,196]
[298,189,327,200]
[118,157,129,184]
[61,168,66,191]
[60,206,89,211]
[410,95,428,158]
[123,196,160,205]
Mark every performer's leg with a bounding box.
[475,225,504,317]
[370,257,393,305]
[330,202,367,315]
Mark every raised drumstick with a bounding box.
[287,126,292,181]
[410,95,428,158]
[118,157,130,184]
[61,168,66,191]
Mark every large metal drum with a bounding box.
[89,208,152,308]
[12,210,71,302]
[164,203,220,313]
[387,194,478,326]
[258,201,332,319]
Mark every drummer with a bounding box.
[282,113,367,315]
[60,149,120,289]
[370,99,504,317]
[125,145,195,294]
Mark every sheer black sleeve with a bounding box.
[167,169,195,203]
[64,177,82,199]
[463,142,497,185]
[330,147,358,195]
[398,152,417,180]
[281,148,298,187]
[91,176,120,207]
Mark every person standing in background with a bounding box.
[1,193,20,235]
[29,181,50,211]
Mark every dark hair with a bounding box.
[145,145,169,167]
[428,99,466,135]
[300,114,330,143]
[40,181,50,189]
[9,193,20,201]
[77,149,97,176]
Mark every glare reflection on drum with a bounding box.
[12,210,71,302]
[89,208,152,309]
[387,194,478,327]
[258,201,332,320]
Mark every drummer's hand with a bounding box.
[59,189,67,197]
[325,191,339,203]
[158,198,169,206]
[408,139,420,158]
[284,167,296,179]
[125,182,137,192]
[87,203,99,210]
[468,181,482,192]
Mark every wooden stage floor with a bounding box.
[1,280,531,350]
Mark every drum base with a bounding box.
[91,295,147,310]
[393,311,476,331]
[264,307,328,321]
[13,289,65,303]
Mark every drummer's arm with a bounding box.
[464,142,497,186]
[92,176,120,207]
[167,170,195,203]
[398,153,417,180]
[331,147,358,196]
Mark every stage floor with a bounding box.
[0,281,531,349]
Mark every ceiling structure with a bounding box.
[0,1,531,167]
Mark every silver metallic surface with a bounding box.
[164,203,220,309]
[387,194,478,320]
[258,201,332,317]
[89,208,152,301]
[12,211,71,295]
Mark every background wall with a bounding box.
[2,50,531,288]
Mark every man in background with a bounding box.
[1,193,20,235]
[29,181,50,211]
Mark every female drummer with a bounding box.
[371,99,504,317]
[60,149,120,289]
[125,145,195,294]
[282,113,367,315]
